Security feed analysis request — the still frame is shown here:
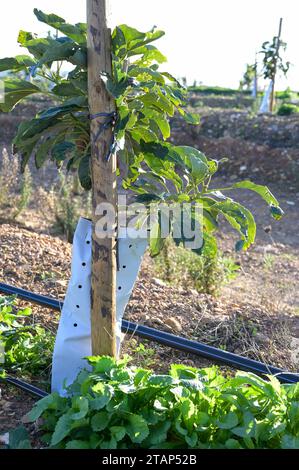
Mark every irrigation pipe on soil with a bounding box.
[0,281,298,399]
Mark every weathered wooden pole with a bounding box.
[87,0,117,357]
[253,53,258,99]
[270,17,283,113]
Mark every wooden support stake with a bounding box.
[87,0,117,357]
[270,17,283,113]
[253,53,258,99]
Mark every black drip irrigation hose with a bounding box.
[122,321,299,384]
[0,281,298,400]
[1,376,48,399]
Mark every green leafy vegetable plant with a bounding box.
[25,356,299,449]
[0,9,284,256]
[0,296,54,376]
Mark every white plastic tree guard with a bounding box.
[51,217,147,394]
[259,80,273,113]
[251,75,258,99]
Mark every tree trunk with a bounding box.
[87,0,117,357]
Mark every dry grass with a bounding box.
[0,148,32,220]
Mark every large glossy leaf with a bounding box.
[114,25,164,59]
[52,141,76,162]
[149,214,165,257]
[70,73,88,94]
[128,65,165,85]
[52,81,80,97]
[140,108,170,139]
[0,79,41,112]
[181,111,200,125]
[161,72,185,88]
[131,126,157,143]
[140,141,170,159]
[202,208,219,232]
[78,154,91,190]
[14,117,70,171]
[232,412,256,438]
[232,180,284,220]
[106,76,131,99]
[232,180,279,206]
[139,92,174,116]
[38,103,84,120]
[14,116,59,143]
[33,9,86,44]
[35,136,60,169]
[174,146,209,182]
[112,26,127,55]
[17,32,55,59]
[214,199,256,249]
[153,117,170,140]
[37,40,80,66]
[144,156,182,190]
[0,55,36,72]
[133,45,167,64]
[270,205,284,220]
[116,25,145,45]
[129,29,165,52]
[70,49,87,68]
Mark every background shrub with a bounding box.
[277,103,299,116]
[154,238,240,295]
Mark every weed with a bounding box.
[47,171,92,242]
[263,254,275,271]
[129,339,156,368]
[13,166,32,219]
[154,238,240,295]
[40,271,57,282]
[0,148,19,205]
[0,148,32,219]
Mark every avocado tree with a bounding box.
[0,8,284,349]
[260,18,290,112]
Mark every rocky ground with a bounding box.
[171,93,299,187]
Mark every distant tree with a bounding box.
[181,76,187,87]
[239,63,256,90]
[260,18,290,112]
